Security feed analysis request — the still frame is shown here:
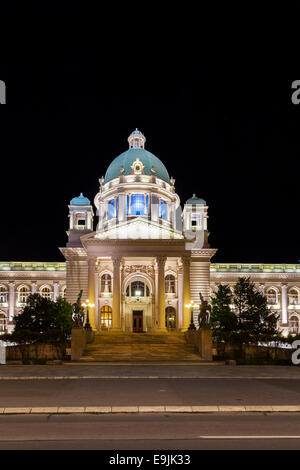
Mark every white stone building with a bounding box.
[1,129,300,336]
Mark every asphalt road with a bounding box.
[1,414,300,450]
[0,377,300,407]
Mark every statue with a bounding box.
[198,292,211,329]
[72,290,85,328]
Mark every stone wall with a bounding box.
[213,342,295,362]
[6,343,64,360]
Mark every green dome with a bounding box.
[70,193,90,206]
[104,147,170,184]
[186,194,206,205]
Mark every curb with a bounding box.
[1,405,300,415]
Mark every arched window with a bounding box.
[165,275,175,294]
[18,286,30,304]
[101,274,112,293]
[100,305,112,329]
[0,286,7,303]
[267,288,277,305]
[40,287,51,299]
[131,281,145,297]
[165,307,176,329]
[289,316,300,334]
[108,199,115,219]
[160,200,167,220]
[289,289,299,305]
[0,312,6,332]
[131,194,146,216]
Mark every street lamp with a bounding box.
[185,300,199,331]
[81,299,94,330]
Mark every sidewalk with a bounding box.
[0,364,299,379]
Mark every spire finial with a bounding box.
[128,129,146,149]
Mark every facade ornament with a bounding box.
[72,290,85,328]
[124,265,154,276]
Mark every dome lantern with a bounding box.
[128,128,146,149]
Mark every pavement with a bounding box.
[0,364,299,414]
[1,414,300,450]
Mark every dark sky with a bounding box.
[0,2,298,264]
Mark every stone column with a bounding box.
[88,257,96,329]
[53,282,59,301]
[9,282,15,322]
[112,256,122,330]
[177,264,183,329]
[95,269,99,330]
[182,256,191,331]
[156,256,166,330]
[259,283,265,296]
[31,282,37,294]
[281,284,288,325]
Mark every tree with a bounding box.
[210,284,238,343]
[233,277,280,345]
[210,278,281,346]
[0,294,73,359]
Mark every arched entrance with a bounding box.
[165,307,176,330]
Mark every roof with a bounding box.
[70,193,91,206]
[104,147,170,184]
[186,194,206,205]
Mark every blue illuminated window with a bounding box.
[160,200,167,220]
[108,200,115,219]
[146,195,149,215]
[131,194,145,216]
[127,195,129,215]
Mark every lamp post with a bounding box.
[82,299,94,330]
[185,300,199,331]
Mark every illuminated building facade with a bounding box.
[0,130,299,336]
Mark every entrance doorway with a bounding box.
[133,311,143,332]
[165,307,176,330]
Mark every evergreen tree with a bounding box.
[210,284,238,343]
[210,278,280,345]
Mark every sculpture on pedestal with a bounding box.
[198,292,211,329]
[72,290,85,328]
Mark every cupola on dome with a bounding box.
[186,194,206,205]
[104,129,170,184]
[70,193,91,206]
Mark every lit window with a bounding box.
[267,289,277,305]
[61,287,66,299]
[41,287,51,299]
[100,305,112,329]
[131,281,145,297]
[0,313,6,332]
[289,316,300,334]
[165,275,175,293]
[108,200,115,219]
[101,274,112,293]
[289,289,299,305]
[0,286,7,303]
[131,194,146,216]
[18,286,30,303]
[160,200,167,220]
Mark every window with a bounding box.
[131,194,146,216]
[289,316,300,334]
[41,287,51,299]
[289,289,299,305]
[108,199,115,219]
[18,286,30,304]
[101,274,112,293]
[0,313,6,332]
[267,289,277,305]
[100,305,112,329]
[0,286,7,303]
[61,287,66,299]
[165,275,175,294]
[126,282,150,297]
[160,200,167,220]
[131,281,145,297]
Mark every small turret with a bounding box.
[183,194,210,248]
[67,193,94,247]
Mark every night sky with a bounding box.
[0,2,298,264]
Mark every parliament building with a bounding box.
[0,130,299,337]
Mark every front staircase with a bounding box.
[80,332,203,362]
